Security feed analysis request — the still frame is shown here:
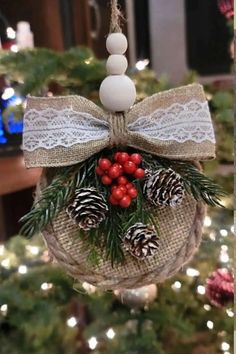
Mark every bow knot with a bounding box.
[108,113,127,147]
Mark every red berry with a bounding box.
[109,195,119,205]
[113,163,123,174]
[99,158,112,171]
[101,175,112,185]
[112,188,125,200]
[126,182,135,189]
[95,166,104,176]
[114,152,121,161]
[117,176,128,185]
[127,187,138,199]
[134,168,145,179]
[111,185,118,192]
[119,195,132,208]
[130,153,142,165]
[117,152,129,164]
[123,161,137,174]
[108,166,121,179]
[118,185,127,194]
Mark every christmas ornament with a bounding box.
[20,0,222,290]
[205,268,234,308]
[124,223,159,259]
[66,188,108,231]
[114,284,158,309]
[143,168,184,208]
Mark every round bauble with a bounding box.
[114,284,158,309]
[106,54,128,75]
[99,75,136,112]
[106,33,128,54]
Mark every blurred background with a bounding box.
[0,1,234,353]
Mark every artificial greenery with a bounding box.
[20,148,224,266]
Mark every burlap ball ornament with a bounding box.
[20,1,222,290]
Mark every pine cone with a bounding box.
[205,268,234,307]
[123,223,159,260]
[66,188,108,231]
[143,168,184,208]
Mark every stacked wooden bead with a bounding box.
[99,33,136,112]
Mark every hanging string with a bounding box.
[109,0,124,33]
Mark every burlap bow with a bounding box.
[23,83,215,168]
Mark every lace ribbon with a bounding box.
[23,99,215,152]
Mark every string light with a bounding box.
[6,27,16,39]
[171,281,182,291]
[204,216,212,227]
[206,320,214,329]
[82,282,96,294]
[26,245,40,255]
[203,304,211,311]
[1,258,10,269]
[18,265,28,274]
[10,44,18,52]
[219,252,229,263]
[221,245,228,251]
[220,229,228,237]
[0,304,8,316]
[186,268,200,277]
[88,337,98,350]
[106,328,116,339]
[2,87,15,100]
[197,285,205,295]
[221,342,230,351]
[226,309,234,318]
[66,316,78,328]
[230,225,234,233]
[135,59,149,71]
[0,245,5,256]
[41,282,53,291]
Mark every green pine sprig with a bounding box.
[142,153,225,207]
[19,167,77,238]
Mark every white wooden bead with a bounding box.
[99,75,136,112]
[106,33,128,54]
[106,55,128,75]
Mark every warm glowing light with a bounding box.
[221,342,230,351]
[197,285,205,295]
[220,229,228,237]
[221,245,228,251]
[171,281,182,291]
[220,252,229,263]
[18,265,28,274]
[66,316,78,327]
[6,27,16,39]
[0,304,8,315]
[226,309,234,318]
[106,328,116,339]
[2,87,15,100]
[82,282,96,294]
[26,245,40,255]
[135,59,150,71]
[230,225,234,233]
[1,258,10,268]
[204,216,212,227]
[10,44,18,52]
[41,282,53,291]
[204,304,211,311]
[186,268,200,277]
[88,337,98,350]
[206,320,214,329]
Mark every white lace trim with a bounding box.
[23,100,215,151]
[23,108,109,151]
[128,100,215,143]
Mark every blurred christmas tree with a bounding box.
[0,47,233,354]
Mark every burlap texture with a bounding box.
[24,83,215,168]
[41,170,205,290]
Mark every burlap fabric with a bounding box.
[24,84,215,168]
[23,83,214,290]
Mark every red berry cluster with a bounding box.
[96,152,145,208]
